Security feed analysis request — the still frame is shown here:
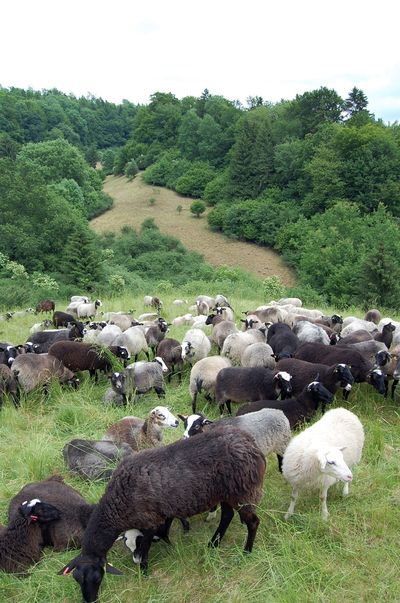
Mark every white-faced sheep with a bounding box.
[189,356,232,413]
[60,426,265,601]
[110,358,168,403]
[282,407,364,520]
[181,328,211,364]
[76,300,102,320]
[103,407,179,451]
[29,319,53,334]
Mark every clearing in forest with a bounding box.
[91,175,297,285]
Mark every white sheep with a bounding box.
[293,320,330,345]
[172,299,188,306]
[114,326,149,362]
[70,296,89,303]
[181,328,211,364]
[221,329,266,365]
[341,318,378,337]
[282,407,364,520]
[189,356,232,413]
[96,324,123,346]
[76,300,102,320]
[241,342,276,369]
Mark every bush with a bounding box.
[202,171,229,205]
[263,276,285,301]
[124,159,139,180]
[190,200,206,218]
[175,162,215,197]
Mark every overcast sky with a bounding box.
[1,0,399,122]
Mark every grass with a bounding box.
[90,174,297,286]
[0,293,399,602]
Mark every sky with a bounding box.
[1,0,399,122]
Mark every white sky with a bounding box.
[1,0,399,121]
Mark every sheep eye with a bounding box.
[159,414,165,420]
[327,460,336,465]
[195,425,200,430]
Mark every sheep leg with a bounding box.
[145,350,150,361]
[342,482,349,497]
[238,505,260,553]
[155,387,165,398]
[285,488,299,519]
[384,376,389,398]
[320,485,330,520]
[218,402,225,416]
[343,388,350,401]
[225,399,232,415]
[179,517,190,531]
[277,454,283,473]
[137,528,155,574]
[204,393,212,402]
[209,502,234,548]
[192,392,197,414]
[155,518,173,544]
[391,379,398,398]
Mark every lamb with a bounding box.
[181,328,211,363]
[76,300,102,320]
[0,364,19,408]
[294,342,386,396]
[11,353,78,394]
[179,408,291,471]
[276,358,354,397]
[156,338,183,382]
[29,319,53,334]
[0,498,61,573]
[236,381,335,428]
[267,322,300,360]
[102,406,179,451]
[8,475,95,551]
[63,439,131,480]
[110,358,168,402]
[28,322,85,353]
[60,426,266,601]
[364,309,381,324]
[48,341,130,380]
[113,325,150,362]
[35,299,55,314]
[282,407,364,520]
[241,342,276,370]
[292,320,330,345]
[221,328,267,365]
[189,356,232,413]
[215,367,293,415]
[145,318,169,356]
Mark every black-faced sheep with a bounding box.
[53,311,79,329]
[110,358,168,403]
[113,326,150,362]
[47,341,130,381]
[103,406,179,451]
[181,328,211,363]
[156,338,183,382]
[276,358,354,397]
[236,381,335,428]
[267,323,300,360]
[282,407,364,520]
[215,367,293,415]
[76,300,102,320]
[0,343,19,366]
[28,323,85,353]
[145,318,169,356]
[61,426,265,601]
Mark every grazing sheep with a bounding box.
[70,296,89,303]
[215,367,293,415]
[172,299,188,306]
[103,407,179,451]
[76,300,102,320]
[156,338,183,382]
[110,358,168,402]
[60,426,265,601]
[341,319,378,337]
[48,341,130,380]
[374,346,400,398]
[29,319,53,334]
[267,322,300,360]
[0,364,19,408]
[189,356,232,413]
[53,311,78,329]
[294,342,386,396]
[180,408,291,471]
[144,296,163,313]
[277,358,354,397]
[292,320,330,345]
[282,407,364,520]
[181,328,211,364]
[28,323,85,353]
[63,439,131,480]
[221,329,267,365]
[211,320,238,353]
[0,499,61,573]
[35,299,55,314]
[96,324,123,346]
[244,306,286,324]
[113,326,150,362]
[8,475,95,551]
[364,309,381,324]
[12,353,78,394]
[196,294,216,308]
[236,381,335,428]
[241,343,276,370]
[196,300,210,316]
[108,313,137,332]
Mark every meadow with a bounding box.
[0,293,399,603]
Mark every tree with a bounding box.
[124,159,139,180]
[177,110,201,160]
[61,226,103,289]
[343,87,369,119]
[288,87,343,136]
[190,200,206,218]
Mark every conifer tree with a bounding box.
[61,226,103,290]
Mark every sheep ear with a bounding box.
[317,451,327,470]
[203,419,213,425]
[339,446,346,452]
[177,414,187,422]
[105,562,123,575]
[59,564,74,576]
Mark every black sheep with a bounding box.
[267,323,300,360]
[52,311,79,329]
[276,359,354,396]
[28,323,85,353]
[61,427,266,602]
[156,338,183,382]
[48,341,130,381]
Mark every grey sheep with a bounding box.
[110,358,168,403]
[189,356,232,413]
[60,426,265,601]
[12,353,78,394]
[0,364,19,408]
[156,338,183,382]
[63,438,131,480]
[292,320,330,345]
[221,328,267,365]
[28,323,85,353]
[364,309,381,324]
[114,326,150,362]
[241,342,276,369]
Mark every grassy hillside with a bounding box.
[91,175,297,286]
[0,293,399,603]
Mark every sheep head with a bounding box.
[60,554,122,603]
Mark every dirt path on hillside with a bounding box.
[91,175,297,286]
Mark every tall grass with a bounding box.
[0,293,399,602]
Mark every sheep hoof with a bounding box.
[284,512,292,520]
[206,511,217,522]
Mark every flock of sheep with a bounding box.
[0,292,398,602]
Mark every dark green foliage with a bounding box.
[60,226,104,290]
[203,171,229,205]
[124,159,139,180]
[175,162,215,197]
[190,200,206,217]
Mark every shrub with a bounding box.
[124,159,139,180]
[263,276,285,301]
[190,200,206,218]
[175,162,215,197]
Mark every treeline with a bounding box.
[112,87,400,307]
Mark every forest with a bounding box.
[0,85,399,308]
